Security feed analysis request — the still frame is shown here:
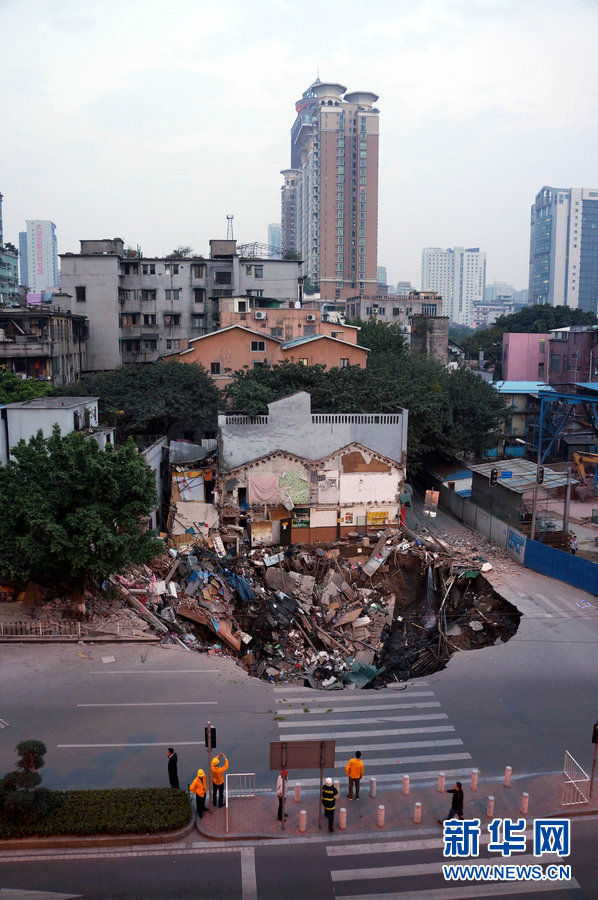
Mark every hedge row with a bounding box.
[0,787,191,839]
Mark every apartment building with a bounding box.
[421,246,486,327]
[60,238,302,372]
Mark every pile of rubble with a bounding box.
[93,526,520,689]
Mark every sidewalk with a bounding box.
[197,771,598,841]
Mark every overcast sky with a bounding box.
[2,0,597,290]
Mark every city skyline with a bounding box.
[2,0,598,291]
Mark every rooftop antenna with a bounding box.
[226,214,234,240]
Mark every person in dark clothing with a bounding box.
[322,777,339,832]
[167,748,179,789]
[439,781,464,822]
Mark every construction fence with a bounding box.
[435,482,598,595]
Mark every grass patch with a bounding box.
[0,788,191,840]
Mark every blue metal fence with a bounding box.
[524,539,598,595]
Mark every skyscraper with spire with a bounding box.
[281,79,380,301]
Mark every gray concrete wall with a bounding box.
[219,392,408,470]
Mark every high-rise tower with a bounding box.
[529,186,598,311]
[19,220,60,291]
[282,79,380,300]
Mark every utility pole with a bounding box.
[530,438,542,542]
[563,467,572,535]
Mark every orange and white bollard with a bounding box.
[403,774,410,796]
[437,772,445,792]
[377,805,385,828]
[471,768,479,791]
[299,809,307,832]
[504,766,512,787]
[486,796,495,818]
[414,801,422,824]
[294,783,301,803]
[521,792,529,815]
[339,807,347,831]
[370,776,376,798]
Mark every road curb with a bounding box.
[0,817,195,851]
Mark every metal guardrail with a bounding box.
[224,772,256,834]
[0,619,83,638]
[562,750,590,806]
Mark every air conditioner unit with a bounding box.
[306,313,316,321]
[254,311,267,320]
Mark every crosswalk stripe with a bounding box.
[279,697,436,714]
[274,685,428,699]
[276,726,455,740]
[334,881,580,899]
[333,752,471,768]
[332,739,463,752]
[331,853,563,881]
[328,829,537,855]
[278,709,443,728]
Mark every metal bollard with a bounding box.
[299,809,307,833]
[403,774,410,796]
[377,804,385,828]
[370,776,377,798]
[294,783,301,803]
[486,796,495,818]
[437,772,445,792]
[339,807,347,831]
[521,792,529,815]
[504,766,512,788]
[471,768,479,791]
[414,801,422,824]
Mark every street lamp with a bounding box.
[516,438,542,541]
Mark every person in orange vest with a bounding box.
[345,750,364,799]
[211,752,229,808]
[189,767,207,819]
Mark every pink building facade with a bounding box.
[502,333,550,382]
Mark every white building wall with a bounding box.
[25,220,60,292]
[339,470,401,504]
[1,398,100,464]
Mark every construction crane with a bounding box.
[573,451,598,488]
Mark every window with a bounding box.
[298,358,308,366]
[141,289,156,301]
[214,271,232,285]
[76,286,86,302]
[142,264,155,275]
[393,308,401,316]
[254,266,263,279]
[340,358,349,367]
[250,340,266,352]
[163,313,181,326]
[331,331,344,339]
[245,265,253,274]
[270,327,283,337]
[550,353,560,372]
[539,339,546,353]
[192,264,205,278]
[143,314,156,325]
[304,324,316,335]
[211,362,221,375]
[194,288,206,303]
[165,289,180,300]
[143,340,157,349]
[165,263,179,274]
[166,339,179,350]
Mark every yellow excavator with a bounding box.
[573,451,598,486]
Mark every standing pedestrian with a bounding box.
[438,781,464,823]
[189,767,207,819]
[277,769,288,821]
[345,750,364,800]
[322,777,339,832]
[167,748,179,789]
[211,752,229,809]
[570,535,579,555]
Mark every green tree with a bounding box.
[55,362,219,438]
[167,246,194,258]
[283,249,301,260]
[0,740,49,828]
[0,427,163,589]
[0,369,54,404]
[353,318,407,358]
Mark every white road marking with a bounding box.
[331,739,463,752]
[277,709,443,728]
[240,846,258,900]
[274,725,454,740]
[275,692,430,705]
[334,752,471,768]
[57,741,210,748]
[280,696,436,714]
[89,669,221,674]
[334,881,579,899]
[77,702,218,707]
[331,852,562,881]
[0,893,81,899]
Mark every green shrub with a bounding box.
[0,787,191,840]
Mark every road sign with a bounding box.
[499,471,512,478]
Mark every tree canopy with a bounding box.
[0,427,163,590]
[223,354,506,467]
[55,361,219,438]
[462,304,598,366]
[0,370,54,405]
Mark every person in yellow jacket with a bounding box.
[211,752,229,808]
[345,750,364,799]
[189,768,207,819]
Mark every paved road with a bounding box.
[1,817,595,899]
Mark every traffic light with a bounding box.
[537,467,545,485]
[490,468,498,486]
[205,725,216,749]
